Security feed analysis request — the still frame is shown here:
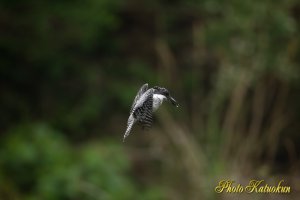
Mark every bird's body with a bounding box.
[123,83,178,141]
[152,94,166,112]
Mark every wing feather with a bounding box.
[133,90,154,128]
[130,83,148,113]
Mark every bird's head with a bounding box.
[153,86,169,96]
[153,86,179,107]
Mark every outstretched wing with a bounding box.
[130,83,148,113]
[132,89,154,128]
[123,114,135,142]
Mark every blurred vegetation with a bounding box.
[1,0,300,199]
[0,124,163,200]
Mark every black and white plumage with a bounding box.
[123,83,179,141]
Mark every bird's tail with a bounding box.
[123,115,135,142]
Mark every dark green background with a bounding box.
[1,0,300,199]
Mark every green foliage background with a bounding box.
[1,0,300,199]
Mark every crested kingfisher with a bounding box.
[123,83,179,141]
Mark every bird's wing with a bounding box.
[132,89,154,128]
[123,89,153,142]
[123,114,135,142]
[130,83,148,113]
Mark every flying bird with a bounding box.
[123,83,179,141]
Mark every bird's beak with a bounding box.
[168,96,179,107]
